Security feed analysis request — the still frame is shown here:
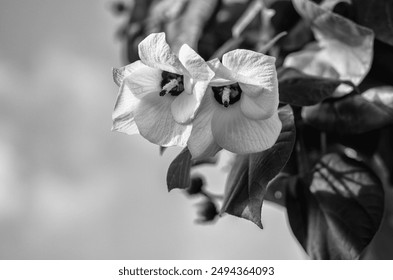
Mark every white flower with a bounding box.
[112,32,214,147]
[187,49,282,159]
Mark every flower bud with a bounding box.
[196,199,218,222]
[111,1,127,15]
[186,175,204,195]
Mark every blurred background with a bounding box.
[0,0,306,259]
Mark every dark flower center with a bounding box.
[160,71,184,96]
[212,83,242,107]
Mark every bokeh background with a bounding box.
[0,0,306,259]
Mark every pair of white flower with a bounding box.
[112,32,281,159]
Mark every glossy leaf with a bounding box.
[265,173,297,207]
[303,87,393,134]
[278,67,355,106]
[166,148,192,191]
[284,0,374,92]
[221,105,296,228]
[286,153,384,259]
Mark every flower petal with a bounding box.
[211,105,282,154]
[112,113,139,135]
[171,91,198,124]
[178,44,214,81]
[187,90,221,159]
[112,60,145,87]
[171,78,210,124]
[207,58,237,86]
[239,83,279,120]
[124,64,162,98]
[221,49,277,90]
[133,93,192,147]
[138,32,184,74]
[112,82,141,135]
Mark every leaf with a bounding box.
[265,172,297,207]
[286,153,384,259]
[269,0,302,34]
[362,86,393,108]
[352,0,393,46]
[321,0,351,11]
[278,67,355,106]
[368,40,393,88]
[279,19,313,52]
[220,105,296,228]
[198,0,253,59]
[378,127,393,187]
[303,86,393,134]
[164,0,219,52]
[166,148,192,191]
[284,0,374,92]
[123,0,155,63]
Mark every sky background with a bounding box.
[0,0,306,259]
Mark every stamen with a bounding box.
[222,87,231,108]
[212,83,242,107]
[160,71,184,96]
[160,79,179,96]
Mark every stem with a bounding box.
[201,190,224,200]
[293,107,311,176]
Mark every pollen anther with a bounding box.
[212,83,242,107]
[222,87,231,107]
[160,79,179,96]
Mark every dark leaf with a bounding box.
[286,153,384,259]
[352,0,393,46]
[278,67,355,106]
[363,179,393,259]
[123,0,155,63]
[265,173,297,207]
[269,0,301,34]
[221,105,296,228]
[166,148,192,191]
[322,0,351,12]
[198,0,253,59]
[367,41,393,88]
[191,157,218,167]
[303,87,393,134]
[279,19,313,52]
[377,127,393,187]
[330,130,381,158]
